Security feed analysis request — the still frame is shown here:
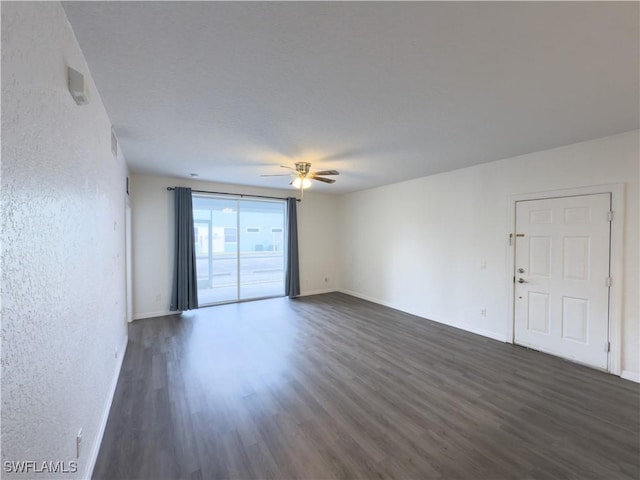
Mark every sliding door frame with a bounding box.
[194,194,287,307]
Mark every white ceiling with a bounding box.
[63,1,639,194]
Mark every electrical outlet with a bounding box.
[155,294,161,302]
[324,277,329,283]
[114,347,118,359]
[76,429,82,458]
[480,309,487,317]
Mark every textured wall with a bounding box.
[130,174,339,319]
[1,3,128,478]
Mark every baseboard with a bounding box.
[338,288,508,343]
[621,370,640,383]
[85,334,128,479]
[132,310,179,320]
[440,319,508,343]
[299,288,339,297]
[338,288,397,309]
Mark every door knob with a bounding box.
[518,278,527,284]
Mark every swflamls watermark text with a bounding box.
[3,460,78,473]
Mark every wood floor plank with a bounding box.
[93,293,640,479]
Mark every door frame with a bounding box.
[193,194,287,307]
[125,196,133,323]
[505,183,625,375]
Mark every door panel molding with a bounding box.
[506,183,625,376]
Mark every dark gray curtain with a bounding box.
[285,197,300,297]
[170,187,199,311]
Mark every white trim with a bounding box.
[298,288,339,297]
[86,334,128,480]
[505,183,625,376]
[338,288,396,308]
[133,310,180,320]
[621,370,640,383]
[338,289,508,343]
[436,317,508,343]
[125,200,133,323]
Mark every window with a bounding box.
[224,227,237,243]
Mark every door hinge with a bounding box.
[606,341,611,353]
[509,233,513,246]
[607,211,614,222]
[606,276,612,287]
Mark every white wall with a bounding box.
[1,3,128,478]
[130,174,338,319]
[338,131,639,378]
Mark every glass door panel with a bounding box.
[193,197,238,305]
[238,200,286,300]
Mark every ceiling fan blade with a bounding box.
[311,176,336,184]
[312,170,340,176]
[280,165,295,170]
[260,174,292,177]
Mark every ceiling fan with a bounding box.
[261,162,339,198]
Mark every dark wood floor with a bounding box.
[94,293,640,480]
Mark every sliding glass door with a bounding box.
[192,195,285,306]
[238,200,285,300]
[193,197,238,304]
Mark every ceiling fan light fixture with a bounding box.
[292,176,312,189]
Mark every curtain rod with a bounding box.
[166,187,301,202]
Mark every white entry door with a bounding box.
[514,194,611,370]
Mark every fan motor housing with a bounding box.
[295,162,311,175]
